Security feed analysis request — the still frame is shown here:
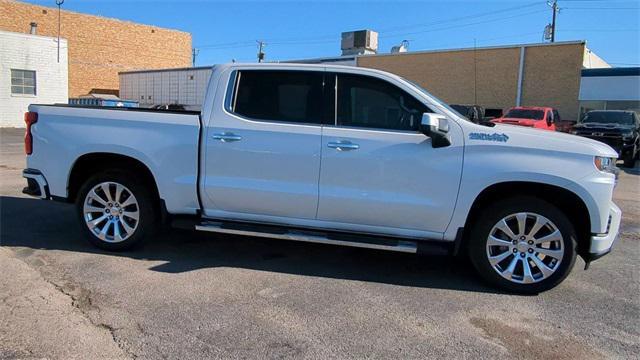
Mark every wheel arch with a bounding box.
[67,152,161,205]
[462,181,592,258]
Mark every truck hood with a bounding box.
[492,117,538,127]
[475,123,619,158]
[572,122,635,135]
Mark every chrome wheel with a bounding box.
[83,182,139,243]
[486,212,564,284]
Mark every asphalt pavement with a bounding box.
[1,127,638,359]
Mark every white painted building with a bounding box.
[119,66,212,111]
[0,30,68,127]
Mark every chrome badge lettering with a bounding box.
[469,132,510,142]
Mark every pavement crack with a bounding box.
[7,250,137,359]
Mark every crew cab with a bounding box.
[22,63,621,293]
[572,110,639,168]
[492,106,560,131]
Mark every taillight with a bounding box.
[24,111,38,155]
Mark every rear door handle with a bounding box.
[212,132,242,142]
[327,141,359,151]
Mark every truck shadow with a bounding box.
[0,196,501,294]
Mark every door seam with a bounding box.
[314,125,324,219]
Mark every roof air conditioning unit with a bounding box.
[341,30,378,56]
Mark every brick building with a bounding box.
[0,0,192,97]
[357,41,609,121]
[291,31,611,121]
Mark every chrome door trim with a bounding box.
[327,141,359,151]
[212,132,242,142]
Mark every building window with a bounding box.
[11,69,36,95]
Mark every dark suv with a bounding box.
[572,110,639,167]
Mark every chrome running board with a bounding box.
[195,220,418,253]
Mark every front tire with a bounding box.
[623,149,636,168]
[76,170,157,251]
[468,197,577,294]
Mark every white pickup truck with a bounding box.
[23,63,621,293]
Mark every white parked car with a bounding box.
[23,63,621,293]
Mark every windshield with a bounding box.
[582,111,634,125]
[504,109,544,120]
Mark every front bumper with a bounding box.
[22,169,50,199]
[588,202,622,258]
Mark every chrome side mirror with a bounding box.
[420,113,451,148]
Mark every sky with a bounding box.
[19,0,640,67]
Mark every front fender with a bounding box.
[444,144,611,240]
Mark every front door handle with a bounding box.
[327,141,359,151]
[212,132,242,142]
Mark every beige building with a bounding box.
[0,0,192,97]
[357,41,609,121]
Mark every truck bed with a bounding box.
[27,103,202,215]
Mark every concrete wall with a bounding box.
[357,42,586,120]
[0,30,68,127]
[0,0,192,97]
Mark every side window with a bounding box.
[231,70,323,124]
[336,74,430,131]
[553,109,561,121]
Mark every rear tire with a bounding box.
[76,170,157,251]
[467,196,577,294]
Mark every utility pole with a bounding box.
[256,41,265,63]
[192,48,199,67]
[55,0,64,63]
[550,0,558,42]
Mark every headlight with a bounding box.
[594,156,617,174]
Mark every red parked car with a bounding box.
[491,106,560,131]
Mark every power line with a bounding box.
[196,8,549,57]
[378,9,548,39]
[195,2,545,49]
[562,29,639,32]
[560,0,630,2]
[399,31,543,53]
[376,2,543,35]
[565,7,640,9]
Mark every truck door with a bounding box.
[317,73,464,235]
[202,69,324,220]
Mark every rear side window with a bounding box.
[336,74,430,131]
[231,70,323,124]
